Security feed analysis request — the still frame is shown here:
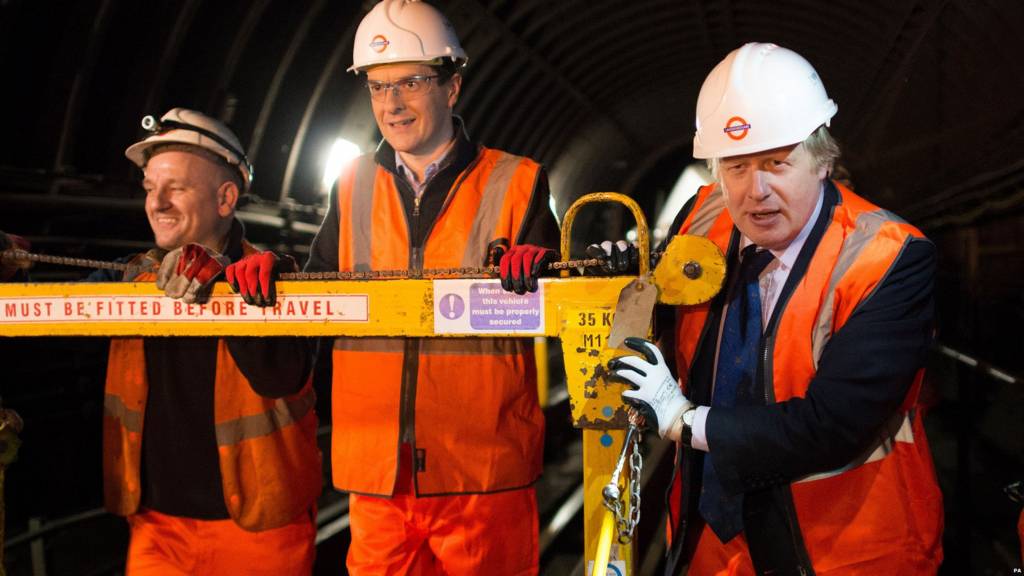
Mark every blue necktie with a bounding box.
[699,244,774,543]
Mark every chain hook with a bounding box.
[601,410,645,544]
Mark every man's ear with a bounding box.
[447,73,462,109]
[217,180,239,218]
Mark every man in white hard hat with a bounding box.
[225,1,559,573]
[608,43,943,574]
[97,108,320,575]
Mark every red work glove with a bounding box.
[0,232,32,281]
[225,251,297,307]
[156,243,229,303]
[497,244,557,295]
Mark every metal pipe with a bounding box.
[935,343,1020,385]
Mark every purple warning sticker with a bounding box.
[468,283,542,330]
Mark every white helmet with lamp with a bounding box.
[125,107,253,192]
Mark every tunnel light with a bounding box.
[654,163,714,243]
[322,138,362,193]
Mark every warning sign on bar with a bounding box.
[433,279,544,334]
[0,294,369,323]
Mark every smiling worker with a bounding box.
[218,1,559,574]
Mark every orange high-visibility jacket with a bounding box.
[103,250,321,532]
[669,182,943,573]
[329,149,546,496]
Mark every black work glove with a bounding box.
[585,240,639,275]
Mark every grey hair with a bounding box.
[707,125,841,179]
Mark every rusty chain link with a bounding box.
[1,248,660,281]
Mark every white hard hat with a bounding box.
[124,108,253,191]
[692,42,837,159]
[349,0,468,73]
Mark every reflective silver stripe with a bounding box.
[351,155,378,273]
[333,337,404,353]
[795,411,915,483]
[104,394,143,433]
[214,387,316,446]
[460,152,521,267]
[811,210,903,368]
[420,337,528,356]
[686,188,726,237]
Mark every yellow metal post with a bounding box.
[535,336,549,408]
[593,503,617,576]
[559,192,652,575]
[585,428,630,574]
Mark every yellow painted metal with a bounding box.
[557,191,652,431]
[654,235,727,305]
[0,277,634,337]
[585,429,632,574]
[560,193,649,576]
[559,304,631,429]
[593,507,616,576]
[559,192,650,278]
[535,336,549,408]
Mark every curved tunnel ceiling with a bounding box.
[2,0,1023,252]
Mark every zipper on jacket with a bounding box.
[398,184,423,483]
[752,201,833,575]
[394,157,477,490]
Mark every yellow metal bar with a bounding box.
[0,277,632,338]
[585,429,632,574]
[594,509,616,576]
[534,336,549,408]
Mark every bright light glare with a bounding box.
[653,163,714,243]
[322,138,362,192]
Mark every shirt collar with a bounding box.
[741,181,825,270]
[393,124,459,192]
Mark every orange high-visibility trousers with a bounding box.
[125,508,315,575]
[347,487,538,576]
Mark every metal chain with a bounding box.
[624,425,643,543]
[602,411,645,544]
[276,258,606,281]
[0,248,633,280]
[0,249,136,272]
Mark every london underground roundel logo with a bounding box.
[723,116,751,140]
[370,35,390,53]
